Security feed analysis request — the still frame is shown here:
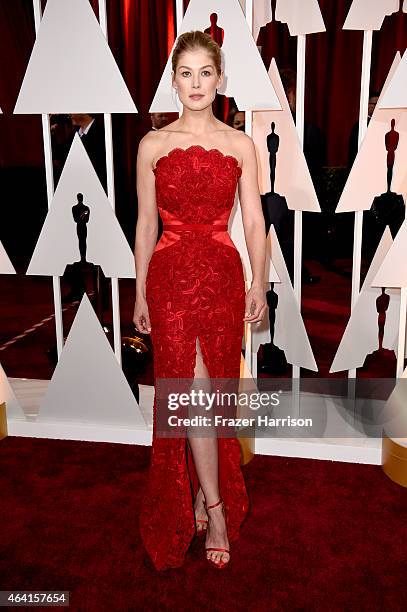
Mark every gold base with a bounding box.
[382,433,407,488]
[238,354,256,466]
[0,402,7,440]
[238,433,254,465]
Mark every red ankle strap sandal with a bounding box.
[204,498,230,569]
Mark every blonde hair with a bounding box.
[171,31,222,76]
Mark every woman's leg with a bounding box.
[186,337,230,565]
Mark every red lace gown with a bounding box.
[139,145,249,570]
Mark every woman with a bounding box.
[227,107,246,131]
[133,31,266,570]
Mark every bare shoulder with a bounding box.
[138,129,164,150]
[234,131,255,155]
[138,118,186,159]
[216,121,254,149]
[137,130,168,165]
[225,130,256,165]
[213,120,254,157]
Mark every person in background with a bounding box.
[150,112,171,131]
[51,113,107,191]
[50,113,73,184]
[69,114,107,190]
[227,107,245,131]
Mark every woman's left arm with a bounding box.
[238,134,267,325]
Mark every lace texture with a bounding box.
[153,145,242,225]
[139,145,249,570]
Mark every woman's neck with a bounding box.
[176,105,219,135]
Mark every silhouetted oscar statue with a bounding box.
[363,287,395,373]
[385,118,399,193]
[267,121,279,194]
[366,118,405,260]
[376,288,390,352]
[63,193,97,301]
[259,283,287,375]
[261,122,293,276]
[204,12,224,45]
[72,193,90,263]
[204,13,229,121]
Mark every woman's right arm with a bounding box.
[133,133,159,334]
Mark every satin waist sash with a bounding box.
[163,224,228,232]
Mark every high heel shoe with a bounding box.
[195,518,208,536]
[194,489,208,536]
[204,498,230,569]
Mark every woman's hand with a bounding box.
[243,284,267,325]
[133,296,151,334]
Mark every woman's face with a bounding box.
[172,48,223,110]
[232,111,245,131]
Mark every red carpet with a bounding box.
[1,436,406,610]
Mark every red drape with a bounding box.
[104,0,176,224]
[0,1,41,167]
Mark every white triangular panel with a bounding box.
[253,226,317,370]
[0,364,25,419]
[343,0,399,31]
[252,0,273,43]
[249,0,325,40]
[38,294,145,427]
[27,135,135,278]
[253,59,320,211]
[14,0,137,113]
[0,242,16,274]
[230,193,279,283]
[373,220,407,287]
[379,49,407,110]
[275,0,325,36]
[336,53,407,213]
[150,0,281,112]
[330,228,399,373]
[253,0,273,40]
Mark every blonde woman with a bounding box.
[134,31,266,570]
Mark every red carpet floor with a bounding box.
[1,436,406,611]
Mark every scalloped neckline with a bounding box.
[153,145,242,173]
